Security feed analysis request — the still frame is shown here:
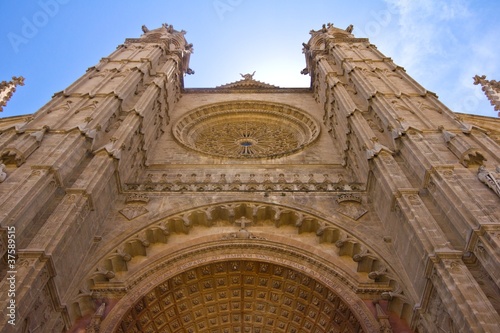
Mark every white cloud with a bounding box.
[378,0,500,116]
[383,0,471,75]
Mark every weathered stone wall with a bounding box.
[0,25,189,332]
[1,24,499,333]
[304,24,500,332]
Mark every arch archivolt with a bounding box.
[71,201,413,329]
[99,242,381,332]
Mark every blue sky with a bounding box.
[1,0,499,118]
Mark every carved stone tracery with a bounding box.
[172,101,320,159]
[125,171,361,193]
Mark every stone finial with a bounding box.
[473,74,500,116]
[0,76,25,112]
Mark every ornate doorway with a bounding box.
[76,201,407,332]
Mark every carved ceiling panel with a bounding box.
[115,260,364,333]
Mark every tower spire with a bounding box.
[128,24,194,76]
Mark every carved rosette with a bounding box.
[172,101,320,159]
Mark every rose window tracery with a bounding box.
[172,102,320,159]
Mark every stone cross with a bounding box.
[235,216,252,229]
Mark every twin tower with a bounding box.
[0,23,499,333]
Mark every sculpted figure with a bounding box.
[478,166,500,197]
[240,71,256,80]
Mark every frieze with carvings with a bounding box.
[124,172,364,193]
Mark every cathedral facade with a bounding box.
[1,23,499,333]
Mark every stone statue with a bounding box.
[477,166,500,197]
[240,71,255,80]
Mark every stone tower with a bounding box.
[1,23,499,333]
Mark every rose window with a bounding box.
[173,102,320,159]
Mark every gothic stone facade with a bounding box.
[1,24,500,333]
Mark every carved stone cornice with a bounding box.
[125,171,363,193]
[124,182,364,193]
[329,37,369,44]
